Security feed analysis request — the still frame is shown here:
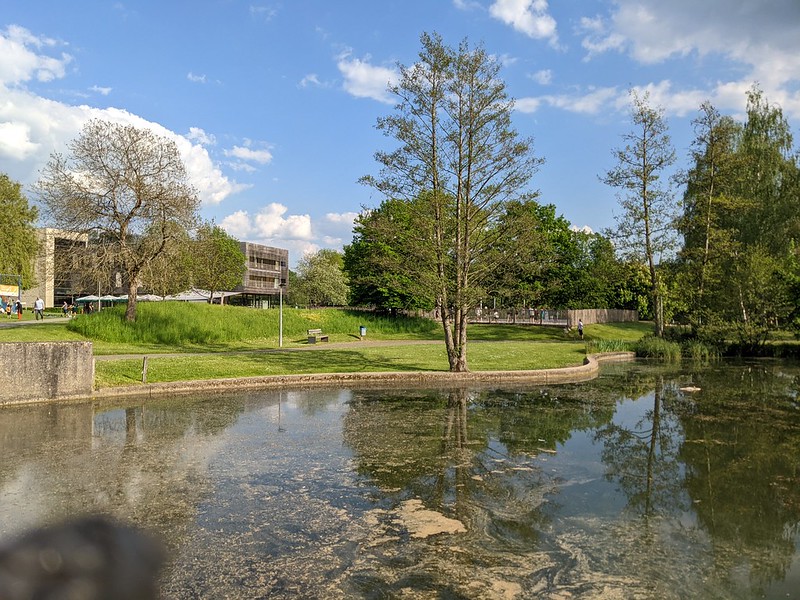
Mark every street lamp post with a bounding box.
[278,279,286,348]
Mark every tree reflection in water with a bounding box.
[0,362,799,598]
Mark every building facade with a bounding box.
[231,242,289,308]
[21,228,88,308]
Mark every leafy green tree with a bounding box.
[0,174,39,289]
[677,87,800,345]
[678,102,742,324]
[362,32,542,372]
[189,223,246,303]
[293,249,349,307]
[602,91,677,337]
[343,198,435,311]
[34,119,200,321]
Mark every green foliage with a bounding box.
[190,222,246,299]
[586,339,634,353]
[634,335,682,361]
[0,174,39,288]
[343,198,435,310]
[292,249,350,307]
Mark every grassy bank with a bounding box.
[1,303,652,387]
[94,341,589,387]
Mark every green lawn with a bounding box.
[1,305,652,388]
[94,341,589,387]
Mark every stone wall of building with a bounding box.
[0,342,94,405]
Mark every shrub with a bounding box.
[681,339,719,362]
[586,339,633,353]
[634,335,681,361]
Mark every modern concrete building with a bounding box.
[232,242,289,308]
[21,228,88,308]
[19,230,288,309]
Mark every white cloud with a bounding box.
[577,16,625,59]
[336,53,398,103]
[0,25,72,86]
[318,212,357,246]
[0,121,39,160]
[225,145,273,164]
[187,72,207,84]
[219,207,355,266]
[186,126,215,146]
[89,85,112,96]
[529,69,552,85]
[489,0,558,45]
[221,203,313,241]
[576,0,800,118]
[516,86,619,115]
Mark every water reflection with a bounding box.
[0,361,798,598]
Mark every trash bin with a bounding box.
[359,325,367,338]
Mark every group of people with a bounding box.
[2,297,23,318]
[1,297,89,319]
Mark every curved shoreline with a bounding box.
[91,351,636,401]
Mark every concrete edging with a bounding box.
[91,351,636,401]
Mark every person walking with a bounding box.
[578,319,584,340]
[34,297,44,320]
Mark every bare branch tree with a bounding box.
[34,119,200,320]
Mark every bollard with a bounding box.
[359,325,366,339]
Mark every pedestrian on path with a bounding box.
[34,297,44,320]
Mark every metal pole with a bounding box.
[279,284,283,348]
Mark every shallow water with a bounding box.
[1,360,799,599]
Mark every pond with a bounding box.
[1,360,799,599]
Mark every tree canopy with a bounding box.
[291,249,349,307]
[0,173,39,289]
[189,222,246,303]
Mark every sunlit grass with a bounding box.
[94,341,589,387]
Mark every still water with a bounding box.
[1,360,799,599]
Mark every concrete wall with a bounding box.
[0,342,94,405]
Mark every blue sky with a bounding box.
[1,1,799,267]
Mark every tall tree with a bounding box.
[679,102,742,324]
[293,249,349,307]
[0,174,39,289]
[602,91,676,337]
[362,32,542,371]
[34,119,200,321]
[190,223,246,303]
